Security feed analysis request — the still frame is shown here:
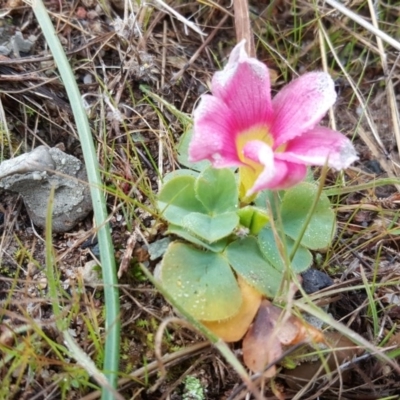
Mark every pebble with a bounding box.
[301,268,333,294]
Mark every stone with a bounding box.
[12,31,36,55]
[301,268,333,294]
[0,146,92,232]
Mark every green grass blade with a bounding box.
[324,177,400,196]
[30,2,120,398]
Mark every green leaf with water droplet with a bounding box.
[183,212,239,243]
[158,175,207,226]
[195,167,238,214]
[160,242,242,321]
[167,224,228,252]
[225,237,282,297]
[258,227,312,273]
[281,182,335,250]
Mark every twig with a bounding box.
[233,0,255,56]
[152,0,206,37]
[324,0,400,51]
[367,0,400,171]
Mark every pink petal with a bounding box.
[271,72,337,147]
[251,159,307,193]
[211,41,273,133]
[189,95,243,168]
[243,141,307,194]
[279,127,358,169]
[243,140,274,172]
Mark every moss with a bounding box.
[182,376,205,400]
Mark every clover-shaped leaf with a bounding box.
[162,169,199,183]
[167,225,228,252]
[158,175,206,226]
[159,242,242,321]
[225,237,282,297]
[258,227,312,273]
[281,182,335,250]
[183,212,239,243]
[195,167,238,214]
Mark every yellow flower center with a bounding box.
[236,126,274,163]
[236,126,273,200]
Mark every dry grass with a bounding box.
[1,0,400,399]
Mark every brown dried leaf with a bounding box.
[242,300,325,377]
[242,300,282,377]
[283,314,325,345]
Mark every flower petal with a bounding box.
[279,127,358,169]
[212,40,273,133]
[189,95,242,168]
[251,159,307,194]
[243,141,307,194]
[271,72,337,147]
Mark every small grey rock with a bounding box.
[0,45,11,56]
[301,268,333,294]
[0,146,55,179]
[12,31,36,55]
[147,237,171,260]
[0,146,92,233]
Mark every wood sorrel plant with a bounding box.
[156,41,357,343]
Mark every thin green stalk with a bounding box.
[30,2,120,398]
[361,263,379,338]
[324,177,400,196]
[289,165,329,261]
[139,85,192,124]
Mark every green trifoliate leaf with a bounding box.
[280,182,336,250]
[258,227,312,273]
[158,175,207,226]
[225,237,282,297]
[167,224,228,252]
[159,242,242,321]
[195,167,238,214]
[254,190,282,219]
[162,169,199,183]
[183,212,239,243]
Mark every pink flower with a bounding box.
[189,40,357,197]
